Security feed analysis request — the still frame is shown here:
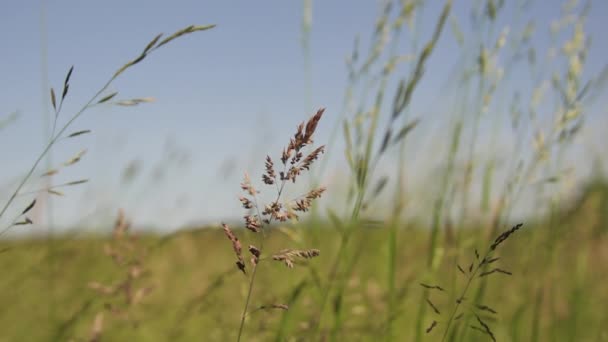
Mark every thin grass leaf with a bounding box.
[483,257,500,265]
[490,223,524,250]
[450,16,464,46]
[67,130,92,138]
[41,169,59,177]
[97,92,118,104]
[14,217,33,226]
[156,24,216,49]
[22,199,36,215]
[396,0,450,119]
[114,25,215,79]
[47,189,64,196]
[474,314,496,341]
[379,128,392,154]
[426,320,438,333]
[481,161,494,211]
[355,157,368,189]
[420,283,445,291]
[486,0,496,21]
[426,299,441,315]
[343,120,354,167]
[393,118,420,146]
[470,325,488,334]
[256,303,289,312]
[50,88,57,111]
[64,66,74,89]
[372,176,389,198]
[62,85,69,101]
[115,98,155,106]
[479,268,512,277]
[457,264,466,274]
[66,179,89,186]
[113,54,147,78]
[391,80,406,118]
[64,149,87,166]
[143,33,163,54]
[62,66,74,100]
[476,304,498,314]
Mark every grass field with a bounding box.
[1,180,606,341]
[2,1,607,341]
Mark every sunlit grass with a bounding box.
[0,186,606,341]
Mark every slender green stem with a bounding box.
[236,168,289,341]
[0,73,115,223]
[312,185,364,339]
[441,248,491,341]
[236,260,260,342]
[0,24,213,231]
[415,120,462,341]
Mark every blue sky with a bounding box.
[0,0,606,234]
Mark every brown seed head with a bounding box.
[263,156,276,185]
[272,248,320,268]
[248,245,261,258]
[222,224,241,254]
[240,172,256,196]
[303,108,325,144]
[244,215,261,232]
[239,196,254,209]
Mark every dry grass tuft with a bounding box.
[220,108,328,341]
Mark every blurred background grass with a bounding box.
[1,0,607,341]
[0,181,606,341]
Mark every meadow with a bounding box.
[1,0,607,341]
[0,187,607,341]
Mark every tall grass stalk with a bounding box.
[414,119,461,341]
[313,1,452,340]
[0,24,215,234]
[457,3,600,339]
[385,4,423,338]
[224,110,326,341]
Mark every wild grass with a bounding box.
[0,24,215,237]
[422,222,524,341]
[222,109,326,341]
[85,209,154,341]
[2,0,607,341]
[309,0,605,340]
[0,198,606,341]
[0,22,215,341]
